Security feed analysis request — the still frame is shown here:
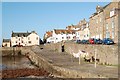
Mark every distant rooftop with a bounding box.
[54,29,76,34]
[11,31,37,37]
[3,39,10,42]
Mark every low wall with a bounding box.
[45,43,118,65]
[0,47,22,56]
[20,47,107,78]
[1,46,118,78]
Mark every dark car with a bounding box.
[13,45,18,47]
[81,40,88,44]
[89,38,95,44]
[76,40,81,44]
[94,39,102,44]
[102,38,114,45]
[13,45,23,47]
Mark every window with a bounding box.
[112,20,114,29]
[110,9,115,17]
[36,37,38,40]
[19,38,20,41]
[28,41,31,43]
[56,38,58,40]
[21,41,23,43]
[106,32,110,38]
[28,37,30,40]
[96,19,98,23]
[69,36,70,39]
[23,34,25,37]
[100,18,101,22]
[16,36,18,39]
[16,41,17,43]
[87,34,88,37]
[73,36,76,39]
[22,36,24,39]
[62,37,64,39]
[112,31,114,39]
[18,34,19,37]
[66,37,69,39]
[106,23,108,30]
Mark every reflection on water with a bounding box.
[1,55,36,70]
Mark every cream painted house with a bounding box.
[76,20,90,40]
[2,39,11,47]
[11,31,40,46]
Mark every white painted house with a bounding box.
[11,31,40,46]
[51,29,76,43]
[2,39,11,47]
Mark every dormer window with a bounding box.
[61,33,63,35]
[23,34,25,37]
[110,8,115,17]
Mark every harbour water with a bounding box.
[1,55,37,70]
[1,55,51,78]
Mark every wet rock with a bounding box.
[2,68,50,78]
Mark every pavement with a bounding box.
[31,45,118,78]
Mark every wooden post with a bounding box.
[79,54,81,65]
[95,49,97,68]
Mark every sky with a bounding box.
[1,2,109,45]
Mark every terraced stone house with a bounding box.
[89,2,120,43]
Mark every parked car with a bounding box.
[81,40,88,44]
[102,38,114,45]
[13,45,23,47]
[94,39,102,44]
[76,40,81,44]
[89,38,95,44]
[13,45,18,47]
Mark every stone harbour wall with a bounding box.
[20,47,107,78]
[1,46,118,78]
[45,43,118,65]
[0,47,22,56]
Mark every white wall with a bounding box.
[52,30,76,43]
[11,37,27,46]
[27,33,39,46]
[11,33,40,46]
[2,42,10,47]
[46,36,54,43]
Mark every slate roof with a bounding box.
[11,32,31,37]
[3,39,10,42]
[11,31,38,37]
[89,2,111,18]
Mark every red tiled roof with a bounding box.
[46,31,53,37]
[54,29,76,34]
